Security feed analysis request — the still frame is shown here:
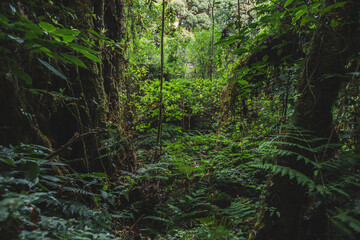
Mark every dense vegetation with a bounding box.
[0,0,359,239]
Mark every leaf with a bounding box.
[54,28,81,37]
[93,172,107,178]
[263,55,269,62]
[80,50,102,63]
[330,19,339,29]
[53,29,81,43]
[348,72,360,76]
[284,0,294,7]
[0,206,9,221]
[321,1,348,16]
[25,30,39,40]
[38,58,67,80]
[24,161,40,183]
[62,35,75,43]
[215,33,245,46]
[121,189,130,202]
[41,175,61,182]
[238,80,249,85]
[69,43,100,55]
[232,47,248,55]
[0,14,9,23]
[21,17,43,36]
[88,29,102,38]
[336,213,360,233]
[68,43,102,63]
[329,186,350,197]
[143,216,172,224]
[0,14,9,27]
[38,48,70,63]
[61,53,87,68]
[0,157,16,166]
[8,34,24,44]
[300,15,314,26]
[288,169,295,180]
[293,8,307,22]
[101,190,108,199]
[10,66,32,85]
[9,4,16,13]
[39,22,57,33]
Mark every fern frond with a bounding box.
[42,198,96,218]
[262,148,319,166]
[252,163,316,189]
[143,216,173,224]
[61,186,95,196]
[327,185,350,198]
[220,198,256,227]
[335,213,360,233]
[263,141,313,151]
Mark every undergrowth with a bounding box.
[1,120,359,240]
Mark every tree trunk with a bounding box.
[209,0,215,81]
[250,0,360,239]
[0,0,129,174]
[154,0,166,161]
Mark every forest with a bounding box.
[0,0,359,239]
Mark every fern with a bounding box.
[331,210,360,234]
[0,143,124,239]
[257,126,360,239]
[262,148,318,166]
[41,197,96,218]
[254,163,312,185]
[61,186,96,196]
[252,162,335,196]
[221,198,256,226]
[97,133,130,159]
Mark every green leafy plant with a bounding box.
[0,144,126,239]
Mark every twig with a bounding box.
[129,214,145,231]
[46,129,101,160]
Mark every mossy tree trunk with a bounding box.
[249,1,360,239]
[64,0,128,173]
[0,0,130,174]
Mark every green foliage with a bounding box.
[324,152,360,239]
[252,126,360,238]
[132,76,225,132]
[0,3,103,86]
[170,0,241,31]
[0,144,125,239]
[131,129,266,239]
[150,188,256,239]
